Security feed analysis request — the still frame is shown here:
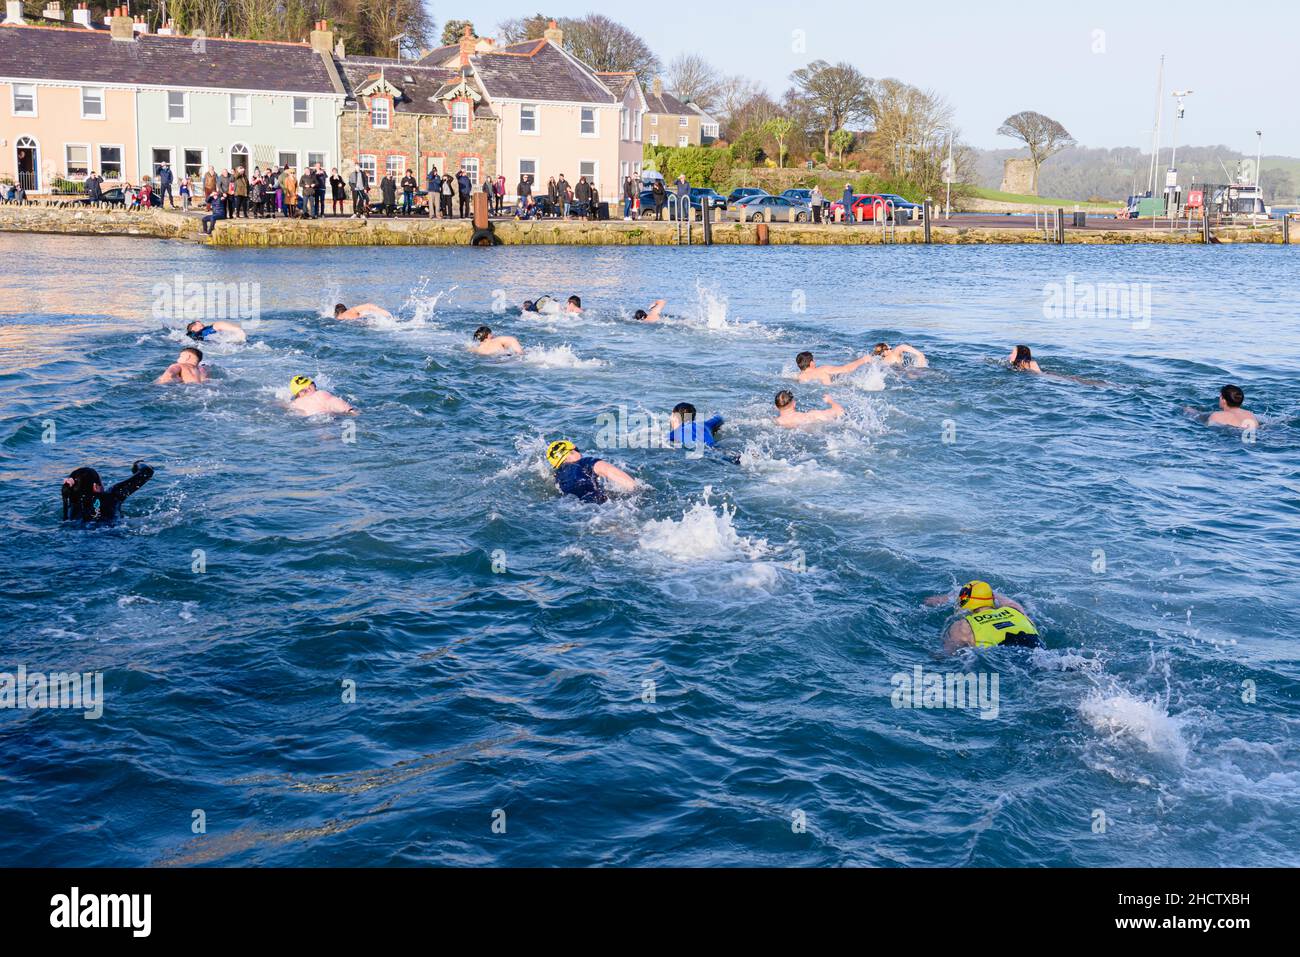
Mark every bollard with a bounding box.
[1057,207,1065,244]
[702,199,713,246]
[1202,210,1210,244]
[756,223,769,245]
[1284,215,1291,246]
[923,201,932,244]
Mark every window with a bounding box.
[386,155,406,177]
[678,135,688,147]
[167,91,188,122]
[461,156,479,186]
[229,94,251,125]
[650,133,658,146]
[65,144,90,177]
[184,148,204,178]
[307,152,327,169]
[621,109,628,140]
[151,147,173,177]
[81,87,104,120]
[679,115,688,127]
[277,151,298,170]
[703,122,719,138]
[293,97,312,127]
[12,83,36,116]
[359,154,377,182]
[580,107,597,136]
[426,155,445,175]
[519,158,536,181]
[579,160,596,191]
[370,97,389,129]
[99,145,122,179]
[452,101,469,132]
[650,114,657,126]
[519,104,537,134]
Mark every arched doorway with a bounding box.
[15,136,39,192]
[230,142,250,173]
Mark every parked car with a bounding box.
[77,186,126,207]
[737,195,812,223]
[828,193,871,217]
[726,187,767,205]
[878,193,922,211]
[780,188,824,206]
[689,187,727,211]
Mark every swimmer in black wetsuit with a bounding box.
[185,320,246,342]
[61,462,155,524]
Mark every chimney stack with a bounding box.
[72,2,90,28]
[43,2,65,20]
[457,24,474,68]
[109,5,133,40]
[543,19,563,45]
[309,18,334,55]
[652,77,663,97]
[157,17,174,35]
[132,14,148,34]
[3,1,25,26]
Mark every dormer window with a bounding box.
[452,101,470,132]
[371,98,390,129]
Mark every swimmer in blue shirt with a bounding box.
[545,440,635,503]
[185,319,246,342]
[666,402,723,448]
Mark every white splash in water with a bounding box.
[521,344,606,369]
[638,489,769,562]
[1080,688,1189,764]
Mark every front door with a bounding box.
[15,136,39,192]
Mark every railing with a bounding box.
[666,194,690,245]
[872,198,896,242]
[16,170,39,192]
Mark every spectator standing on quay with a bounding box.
[623,175,636,220]
[158,162,175,208]
[401,169,417,215]
[329,168,346,216]
[456,168,472,218]
[380,169,397,217]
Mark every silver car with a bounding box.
[736,194,813,223]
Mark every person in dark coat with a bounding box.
[440,174,454,217]
[622,175,636,219]
[158,162,175,208]
[651,179,668,220]
[202,191,226,234]
[456,170,472,218]
[85,171,103,203]
[329,168,346,216]
[380,172,397,217]
[233,166,249,218]
[426,166,440,217]
[401,170,417,215]
[841,183,854,224]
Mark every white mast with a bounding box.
[1147,55,1165,196]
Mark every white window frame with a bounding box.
[451,101,470,133]
[228,93,251,126]
[358,154,378,181]
[229,142,251,170]
[150,146,174,178]
[579,107,598,137]
[578,160,598,193]
[64,142,91,177]
[460,155,479,187]
[370,97,390,130]
[276,149,299,170]
[166,90,189,123]
[306,151,328,170]
[518,157,538,183]
[649,133,658,146]
[519,103,538,135]
[678,135,688,147]
[620,108,629,140]
[650,114,657,126]
[12,83,37,117]
[292,96,313,128]
[182,147,206,179]
[97,143,124,179]
[385,154,406,177]
[679,115,688,128]
[80,87,105,121]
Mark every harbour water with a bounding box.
[1,235,1297,866]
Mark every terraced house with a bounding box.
[0,6,343,192]
[418,21,645,201]
[337,29,497,189]
[644,77,718,147]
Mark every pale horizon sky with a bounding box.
[436,0,1299,156]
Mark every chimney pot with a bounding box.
[109,7,134,40]
[543,19,563,45]
[4,0,27,25]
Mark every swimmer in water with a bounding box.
[1008,344,1043,373]
[185,319,246,342]
[288,375,357,415]
[564,295,582,315]
[926,580,1043,654]
[667,402,724,448]
[61,461,154,524]
[155,346,210,384]
[633,299,666,323]
[795,350,871,385]
[774,390,845,428]
[334,302,393,322]
[872,341,929,368]
[545,440,635,503]
[522,295,558,314]
[1205,384,1260,431]
[471,325,523,356]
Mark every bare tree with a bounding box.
[559,14,660,83]
[497,13,551,44]
[788,60,874,158]
[666,53,722,112]
[997,111,1075,194]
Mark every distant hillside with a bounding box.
[971,146,1300,204]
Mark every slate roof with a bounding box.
[0,23,337,93]
[337,57,494,118]
[596,71,635,99]
[420,39,616,105]
[646,87,691,115]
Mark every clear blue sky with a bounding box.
[442,0,1299,156]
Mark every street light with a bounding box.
[1255,130,1263,190]
[1168,90,1193,213]
[934,126,954,220]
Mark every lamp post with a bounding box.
[1255,130,1263,189]
[1169,90,1192,214]
[934,126,954,220]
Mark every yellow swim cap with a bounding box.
[546,440,576,469]
[959,580,995,610]
[290,375,315,398]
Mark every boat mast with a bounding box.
[1147,55,1165,196]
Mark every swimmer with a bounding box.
[545,439,635,503]
[61,460,154,524]
[333,302,393,322]
[774,390,844,428]
[795,350,871,385]
[471,325,523,356]
[155,346,210,384]
[288,375,357,416]
[1008,345,1042,373]
[564,295,582,315]
[633,299,666,323]
[185,319,246,342]
[667,402,724,448]
[522,295,558,314]
[926,580,1043,654]
[872,341,929,368]
[1206,384,1259,430]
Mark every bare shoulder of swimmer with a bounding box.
[994,594,1026,613]
[943,618,974,653]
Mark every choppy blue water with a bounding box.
[1,234,1298,867]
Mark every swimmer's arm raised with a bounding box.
[896,345,928,368]
[155,364,181,384]
[210,321,246,341]
[593,460,635,492]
